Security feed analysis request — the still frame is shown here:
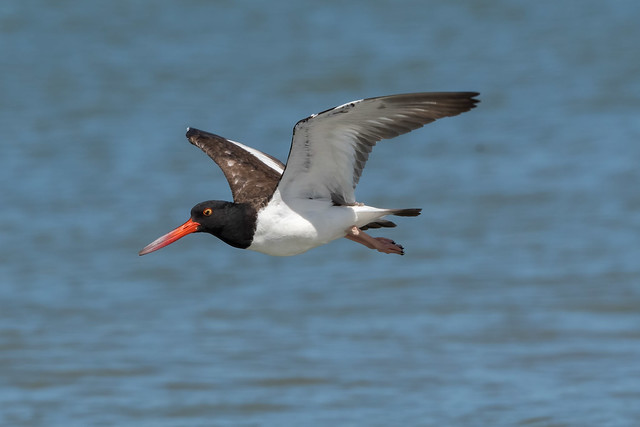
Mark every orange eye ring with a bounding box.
[203,208,213,216]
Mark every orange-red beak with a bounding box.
[139,218,200,256]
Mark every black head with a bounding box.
[139,200,255,255]
[189,200,234,230]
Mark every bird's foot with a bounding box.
[345,226,405,255]
[372,237,404,255]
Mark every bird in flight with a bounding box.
[139,92,479,257]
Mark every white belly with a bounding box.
[248,198,350,256]
[248,191,394,256]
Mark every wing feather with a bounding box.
[276,92,479,205]
[185,127,283,205]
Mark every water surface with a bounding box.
[1,1,640,425]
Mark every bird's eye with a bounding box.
[203,208,213,216]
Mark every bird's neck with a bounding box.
[211,202,258,249]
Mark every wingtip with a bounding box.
[450,92,481,112]
[186,127,200,141]
[463,92,481,109]
[445,91,481,105]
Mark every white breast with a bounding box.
[247,190,358,256]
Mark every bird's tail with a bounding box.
[388,208,422,217]
[355,207,421,230]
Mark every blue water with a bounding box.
[2,1,640,425]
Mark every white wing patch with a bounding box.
[228,139,284,175]
[276,92,479,205]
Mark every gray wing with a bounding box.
[185,127,284,205]
[276,92,480,205]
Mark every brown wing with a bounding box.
[185,127,283,205]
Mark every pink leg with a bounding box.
[344,226,405,255]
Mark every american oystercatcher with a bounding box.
[139,92,479,257]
